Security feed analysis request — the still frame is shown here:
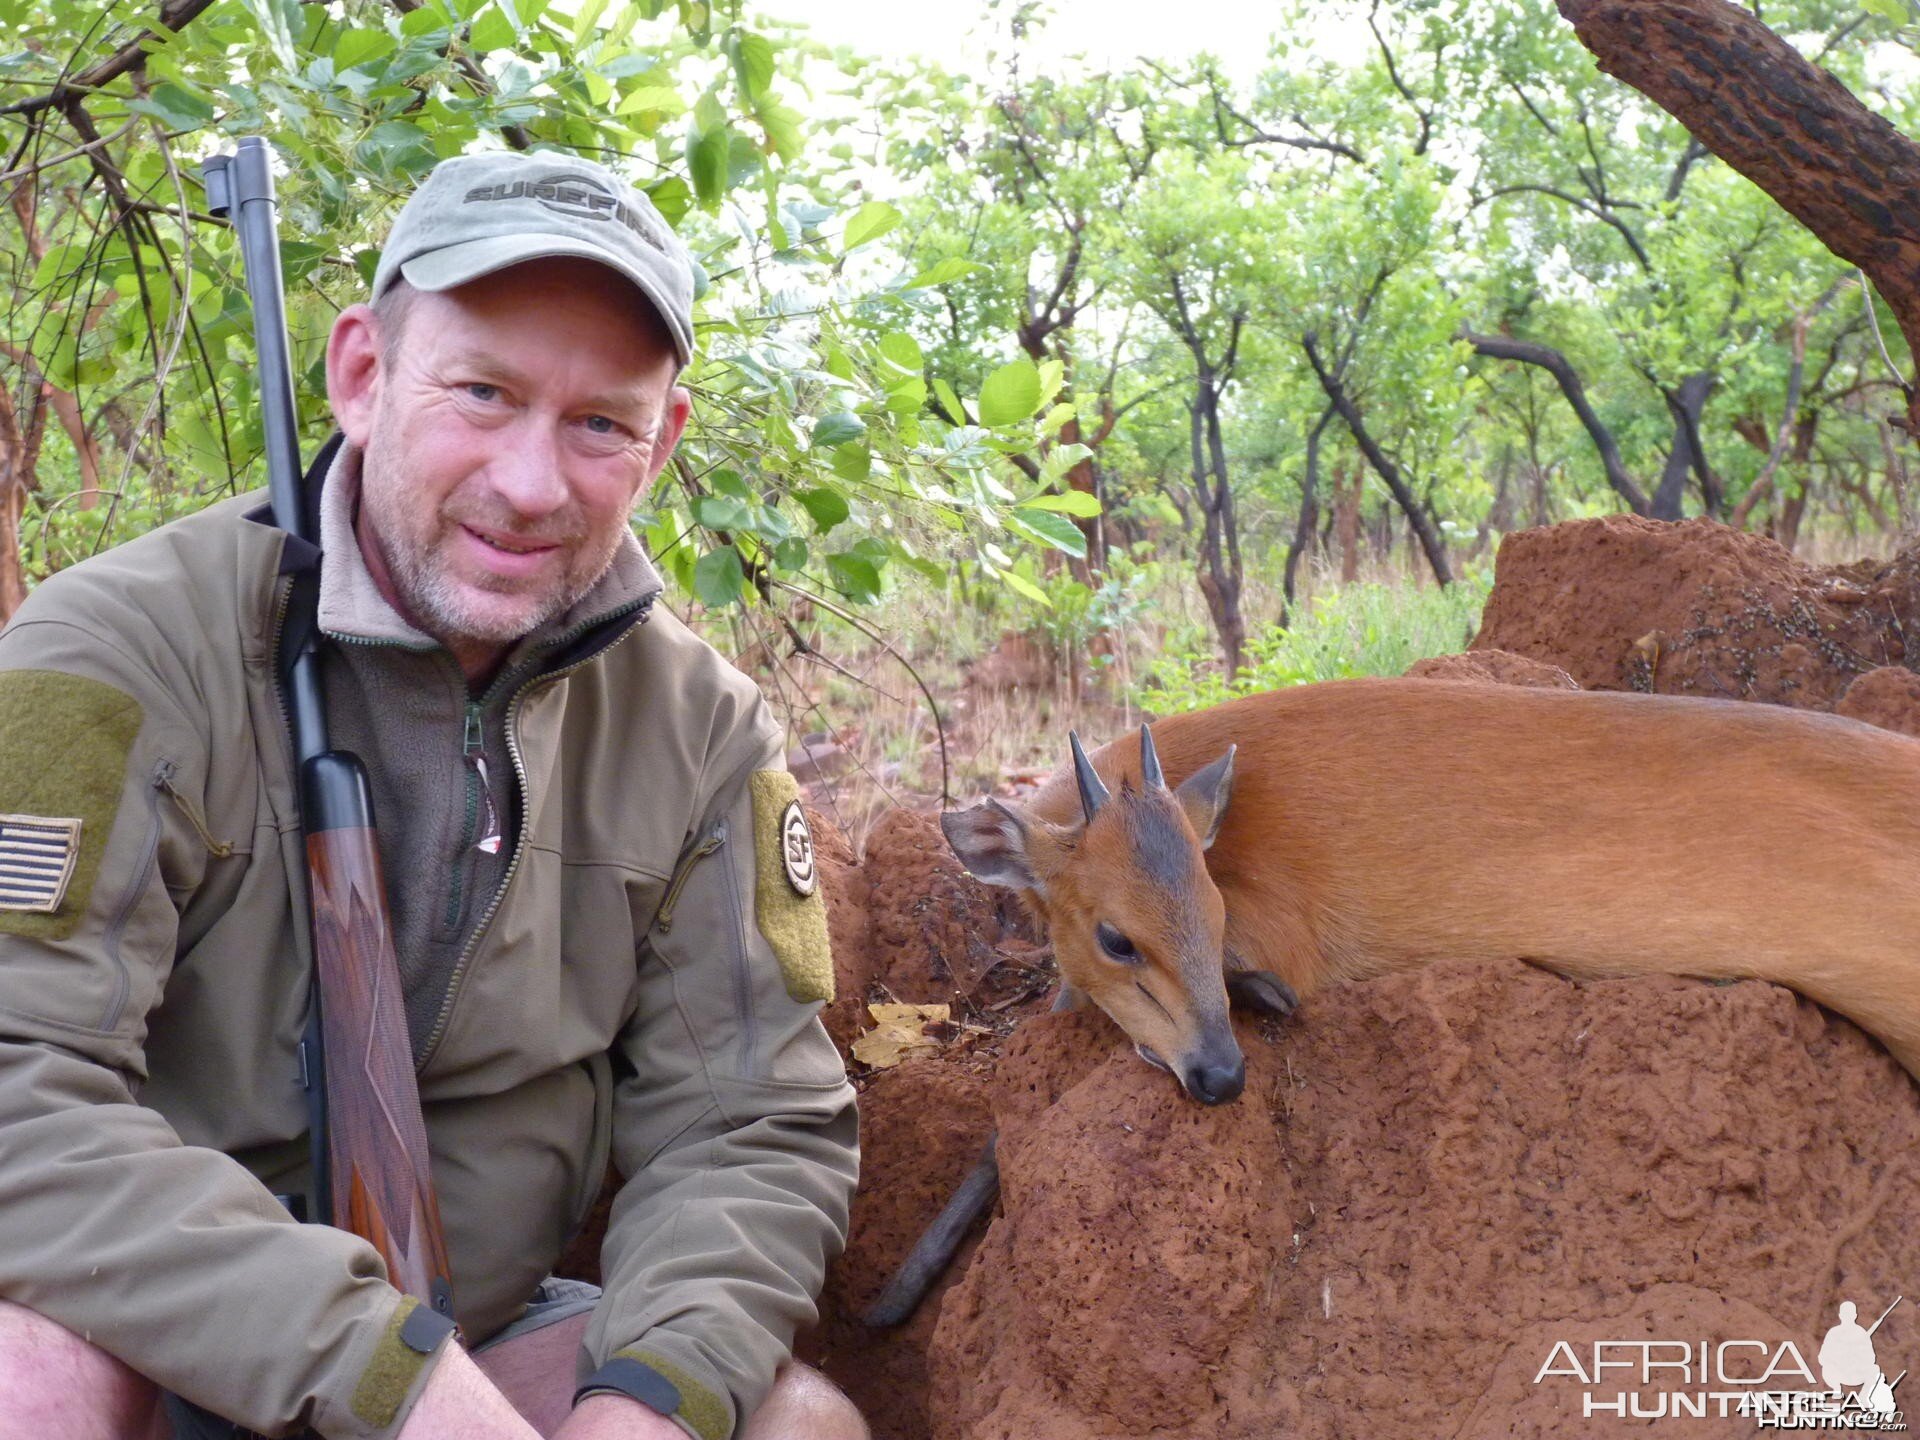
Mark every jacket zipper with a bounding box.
[444,701,499,932]
[654,821,726,934]
[415,600,655,1069]
[100,759,173,1033]
[717,818,758,1075]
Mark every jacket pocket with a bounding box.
[651,818,756,1075]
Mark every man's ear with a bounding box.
[941,798,1049,893]
[326,303,384,448]
[1175,744,1236,850]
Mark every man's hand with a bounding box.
[552,1392,687,1440]
[394,1343,542,1440]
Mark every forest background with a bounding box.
[5,0,1918,835]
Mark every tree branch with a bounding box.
[1461,329,1653,514]
[1302,330,1452,585]
[1556,0,1920,428]
[0,0,222,118]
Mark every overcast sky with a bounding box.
[773,0,1364,85]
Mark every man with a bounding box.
[0,151,864,1440]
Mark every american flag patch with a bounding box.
[0,814,82,915]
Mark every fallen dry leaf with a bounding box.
[851,1003,951,1069]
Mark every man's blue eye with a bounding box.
[466,383,498,402]
[585,415,618,435]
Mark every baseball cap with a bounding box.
[370,151,695,368]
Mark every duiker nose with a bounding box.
[1185,1055,1245,1106]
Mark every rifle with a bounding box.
[204,138,457,1323]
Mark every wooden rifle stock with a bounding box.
[304,756,456,1315]
[205,138,457,1320]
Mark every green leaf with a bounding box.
[830,443,871,483]
[469,5,518,51]
[883,377,926,416]
[978,358,1043,427]
[573,0,610,41]
[356,120,438,178]
[1001,569,1051,606]
[826,550,882,600]
[693,546,745,607]
[877,331,923,374]
[932,377,966,424]
[239,0,302,67]
[647,176,692,225]
[691,494,751,531]
[904,256,985,289]
[811,411,866,447]
[333,29,397,71]
[843,200,901,252]
[1008,507,1087,558]
[796,486,851,532]
[728,29,775,100]
[687,122,729,207]
[773,538,809,571]
[1020,490,1101,517]
[399,5,450,36]
[616,84,684,116]
[126,81,215,130]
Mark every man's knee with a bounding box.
[740,1362,867,1440]
[0,1298,167,1439]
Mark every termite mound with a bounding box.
[1471,514,1920,707]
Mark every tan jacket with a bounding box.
[0,453,856,1439]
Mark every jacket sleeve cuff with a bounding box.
[576,1336,734,1440]
[316,1294,460,1440]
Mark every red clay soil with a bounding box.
[1835,665,1920,740]
[918,967,1919,1440]
[1472,515,1920,703]
[1404,647,1579,689]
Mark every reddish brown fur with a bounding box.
[1019,678,1920,1082]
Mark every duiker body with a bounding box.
[864,676,1920,1325]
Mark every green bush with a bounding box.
[1135,571,1493,712]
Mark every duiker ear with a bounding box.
[941,798,1048,893]
[1175,744,1236,850]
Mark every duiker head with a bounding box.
[943,725,1243,1104]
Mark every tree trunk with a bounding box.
[1283,406,1335,618]
[0,383,31,626]
[1303,332,1452,585]
[1556,0,1920,431]
[1335,464,1361,582]
[1189,383,1246,676]
[1650,371,1715,520]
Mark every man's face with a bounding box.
[328,256,689,665]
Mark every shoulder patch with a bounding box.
[0,670,143,940]
[748,769,834,1004]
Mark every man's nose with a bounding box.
[485,424,570,518]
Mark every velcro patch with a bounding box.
[0,814,82,913]
[748,770,834,1004]
[0,670,143,940]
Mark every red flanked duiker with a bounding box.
[942,725,1256,1105]
[863,677,1920,1328]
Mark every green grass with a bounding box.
[1135,571,1494,713]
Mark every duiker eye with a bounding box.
[1096,922,1140,964]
